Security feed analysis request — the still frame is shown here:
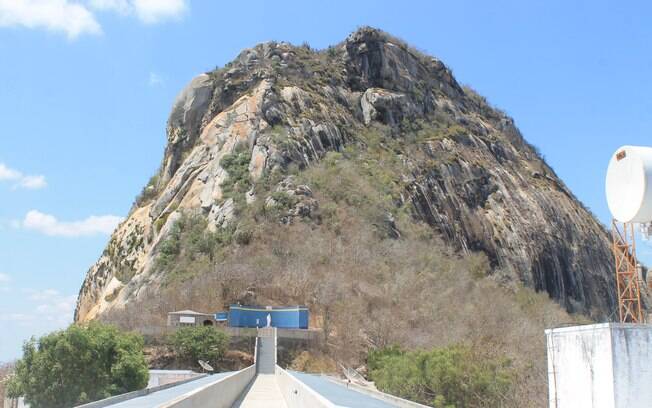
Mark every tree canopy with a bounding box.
[168,325,229,367]
[368,345,513,408]
[6,323,148,408]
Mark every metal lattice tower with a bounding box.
[611,220,644,323]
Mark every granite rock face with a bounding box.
[76,27,619,322]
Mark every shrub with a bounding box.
[0,362,14,403]
[369,345,513,408]
[289,351,337,373]
[134,173,160,206]
[270,191,298,209]
[220,150,252,199]
[234,224,253,245]
[156,213,234,282]
[6,323,148,408]
[168,326,229,367]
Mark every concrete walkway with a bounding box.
[290,371,399,408]
[106,372,233,408]
[232,374,287,408]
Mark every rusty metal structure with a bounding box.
[611,220,644,323]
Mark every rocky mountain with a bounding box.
[76,28,630,405]
[75,27,617,324]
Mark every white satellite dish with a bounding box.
[198,360,214,373]
[606,145,652,223]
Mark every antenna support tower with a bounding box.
[611,220,644,323]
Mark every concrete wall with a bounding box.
[611,325,652,406]
[75,374,208,408]
[276,366,335,408]
[159,365,255,408]
[546,323,652,408]
[226,327,319,340]
[147,370,201,388]
[326,377,431,408]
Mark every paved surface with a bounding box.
[232,374,288,408]
[290,371,398,408]
[256,334,275,374]
[103,326,406,408]
[108,372,233,408]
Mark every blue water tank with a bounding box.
[227,305,309,329]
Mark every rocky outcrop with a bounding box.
[361,88,415,125]
[76,27,621,322]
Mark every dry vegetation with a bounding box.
[101,125,589,407]
[0,362,15,403]
[104,214,583,406]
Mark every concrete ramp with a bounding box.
[256,327,276,374]
[81,368,255,408]
[232,374,288,408]
[232,326,425,408]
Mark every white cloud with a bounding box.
[88,0,129,14]
[22,210,123,237]
[0,0,188,39]
[26,288,60,301]
[148,72,164,86]
[1,289,77,326]
[18,175,47,189]
[33,290,77,324]
[0,163,21,180]
[133,0,186,23]
[0,0,102,39]
[0,163,47,190]
[89,0,187,23]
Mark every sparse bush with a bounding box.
[0,362,14,403]
[234,224,253,245]
[220,150,252,199]
[156,213,234,282]
[134,173,160,206]
[270,191,298,209]
[326,46,338,58]
[290,351,337,373]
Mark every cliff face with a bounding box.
[75,27,616,323]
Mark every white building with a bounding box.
[167,310,216,327]
[546,323,652,408]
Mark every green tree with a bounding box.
[6,323,148,408]
[168,326,229,366]
[368,345,513,407]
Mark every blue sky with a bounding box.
[1,0,652,361]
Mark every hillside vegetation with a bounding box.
[102,123,588,406]
[79,27,613,407]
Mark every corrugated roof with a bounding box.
[168,310,212,316]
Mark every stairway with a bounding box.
[232,327,287,408]
[256,327,276,374]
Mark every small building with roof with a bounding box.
[167,310,217,327]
